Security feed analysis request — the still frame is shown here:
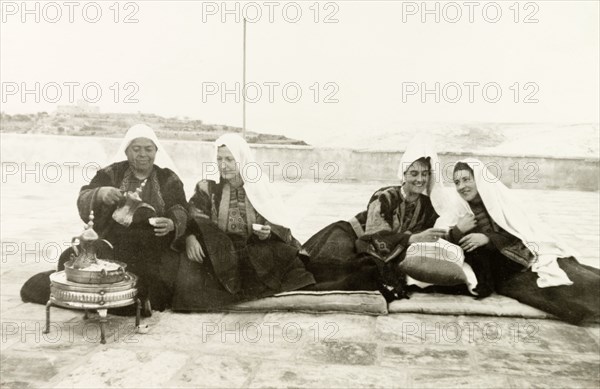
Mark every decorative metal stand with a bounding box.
[44,271,140,344]
[42,210,149,344]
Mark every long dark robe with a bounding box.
[20,161,188,312]
[171,180,315,311]
[302,185,438,299]
[447,200,600,325]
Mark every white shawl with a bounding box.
[448,158,573,287]
[110,124,180,175]
[208,133,293,229]
[397,134,457,228]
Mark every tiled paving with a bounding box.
[1,178,599,388]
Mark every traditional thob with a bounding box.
[303,135,446,299]
[20,125,188,313]
[171,134,315,311]
[75,160,187,310]
[445,158,600,324]
[303,186,439,296]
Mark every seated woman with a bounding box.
[302,136,448,300]
[171,133,315,311]
[21,124,188,314]
[447,159,599,324]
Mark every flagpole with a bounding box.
[242,18,247,140]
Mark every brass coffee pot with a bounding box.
[112,179,156,227]
[69,211,113,269]
[65,211,127,284]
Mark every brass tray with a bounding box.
[64,259,128,284]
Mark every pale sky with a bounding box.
[1,0,598,144]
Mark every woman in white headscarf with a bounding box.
[21,124,188,314]
[302,135,449,301]
[171,134,315,311]
[77,124,188,312]
[76,124,186,236]
[446,159,599,324]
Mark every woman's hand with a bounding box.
[456,214,477,233]
[98,187,123,206]
[186,235,205,263]
[408,228,448,244]
[189,207,210,219]
[459,233,490,252]
[253,225,272,240]
[150,217,174,237]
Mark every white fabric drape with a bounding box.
[397,134,458,229]
[447,158,573,287]
[110,124,180,175]
[211,133,293,229]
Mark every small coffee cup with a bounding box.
[136,324,149,334]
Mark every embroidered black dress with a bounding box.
[447,199,600,325]
[302,185,438,298]
[20,161,188,311]
[171,180,315,311]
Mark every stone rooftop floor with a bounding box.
[1,179,599,388]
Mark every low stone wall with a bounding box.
[1,133,598,191]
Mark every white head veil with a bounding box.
[211,133,293,229]
[449,158,573,287]
[111,124,180,175]
[397,134,454,225]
